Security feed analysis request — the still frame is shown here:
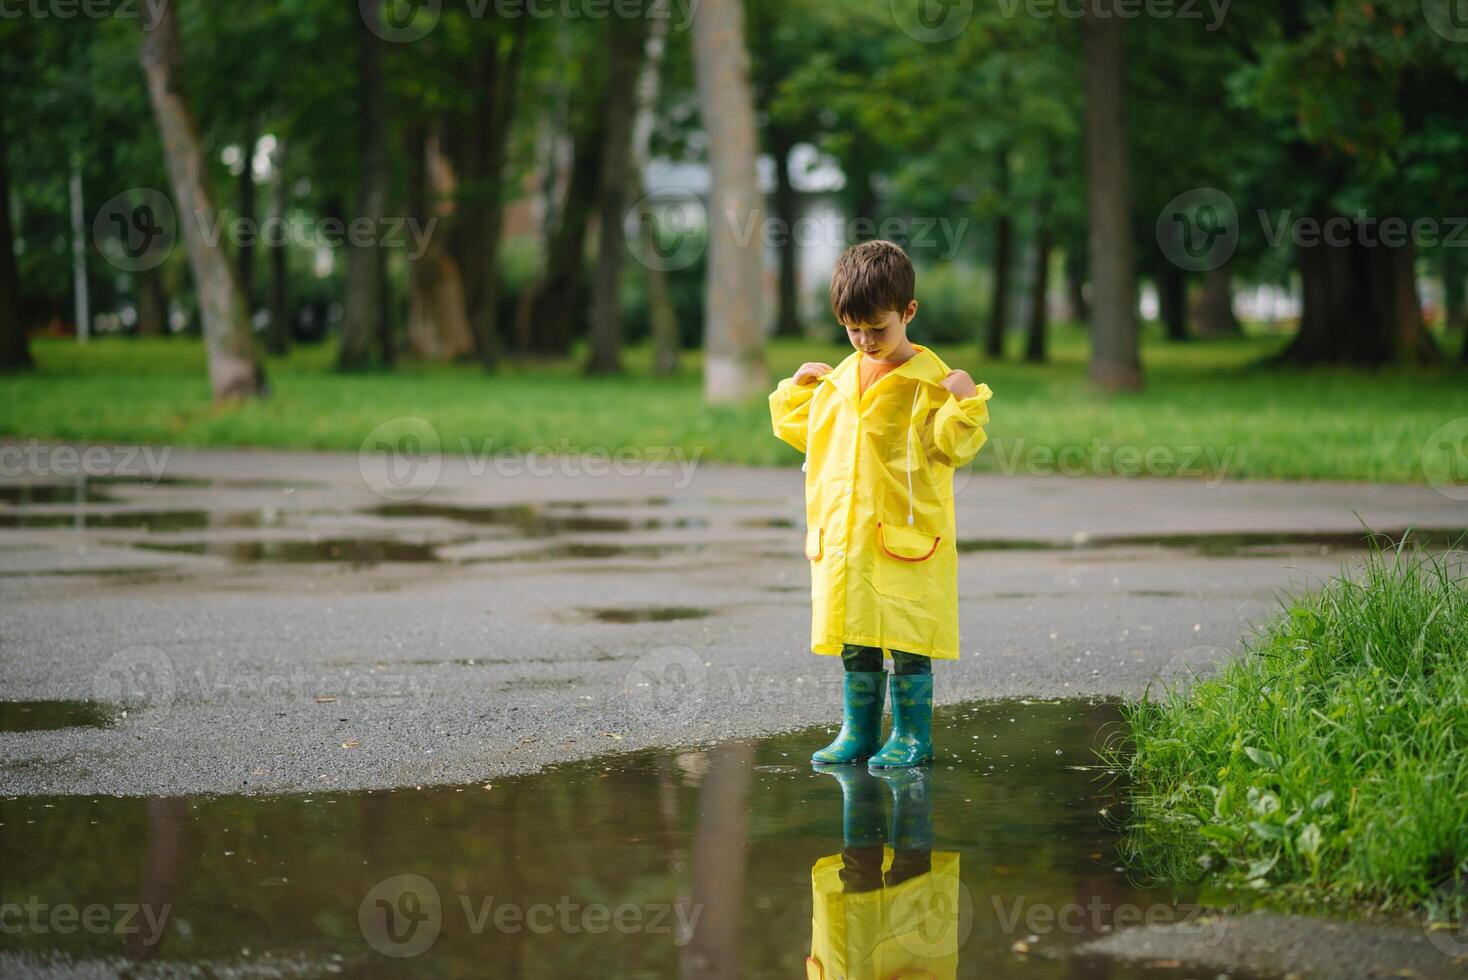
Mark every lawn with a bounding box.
[1,325,1464,483]
[1110,539,1468,920]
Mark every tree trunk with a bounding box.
[448,19,530,371]
[69,165,90,342]
[136,265,167,337]
[770,126,802,338]
[0,86,31,370]
[1083,1,1141,390]
[587,10,648,375]
[631,0,679,375]
[138,1,263,399]
[645,217,681,374]
[1440,246,1465,334]
[338,1,388,371]
[407,128,475,362]
[1065,248,1089,324]
[266,140,290,355]
[1194,263,1239,336]
[1283,209,1437,366]
[986,153,1012,360]
[1159,264,1188,341]
[524,111,603,358]
[1025,220,1052,363]
[237,115,257,317]
[691,0,768,402]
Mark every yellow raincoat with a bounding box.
[806,848,962,980]
[769,345,992,661]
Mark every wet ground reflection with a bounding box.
[0,700,1277,978]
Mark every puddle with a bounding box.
[581,606,710,624]
[0,483,119,505]
[958,527,1468,556]
[0,700,1279,978]
[372,502,707,535]
[131,538,442,564]
[473,541,698,563]
[0,510,283,531]
[737,516,797,529]
[0,700,115,732]
[0,510,212,530]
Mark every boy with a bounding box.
[769,240,992,768]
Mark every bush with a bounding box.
[910,261,989,345]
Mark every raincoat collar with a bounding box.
[825,344,948,406]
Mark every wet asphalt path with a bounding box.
[1,444,1463,797]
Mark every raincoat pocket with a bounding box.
[805,527,824,561]
[874,521,940,600]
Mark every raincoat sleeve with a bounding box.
[929,382,993,469]
[769,377,819,453]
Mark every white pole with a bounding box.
[69,162,90,343]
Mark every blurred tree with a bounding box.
[0,79,30,370]
[1239,0,1468,366]
[631,0,680,375]
[748,0,827,338]
[588,4,651,375]
[692,0,768,401]
[521,24,606,358]
[445,12,532,370]
[338,1,390,370]
[1083,2,1141,390]
[404,125,475,362]
[138,0,264,398]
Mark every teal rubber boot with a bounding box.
[873,767,934,849]
[813,765,887,847]
[811,671,886,765]
[868,673,934,768]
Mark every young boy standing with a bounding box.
[769,240,993,768]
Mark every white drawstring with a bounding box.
[905,383,920,526]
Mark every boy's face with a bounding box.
[842,300,918,362]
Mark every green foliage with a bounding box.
[1110,538,1468,916]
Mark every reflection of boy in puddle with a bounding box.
[807,767,960,979]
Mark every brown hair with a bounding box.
[829,240,915,326]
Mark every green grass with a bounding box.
[1108,537,1468,919]
[1,325,1464,482]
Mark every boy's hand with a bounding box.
[942,369,979,399]
[793,362,834,386]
